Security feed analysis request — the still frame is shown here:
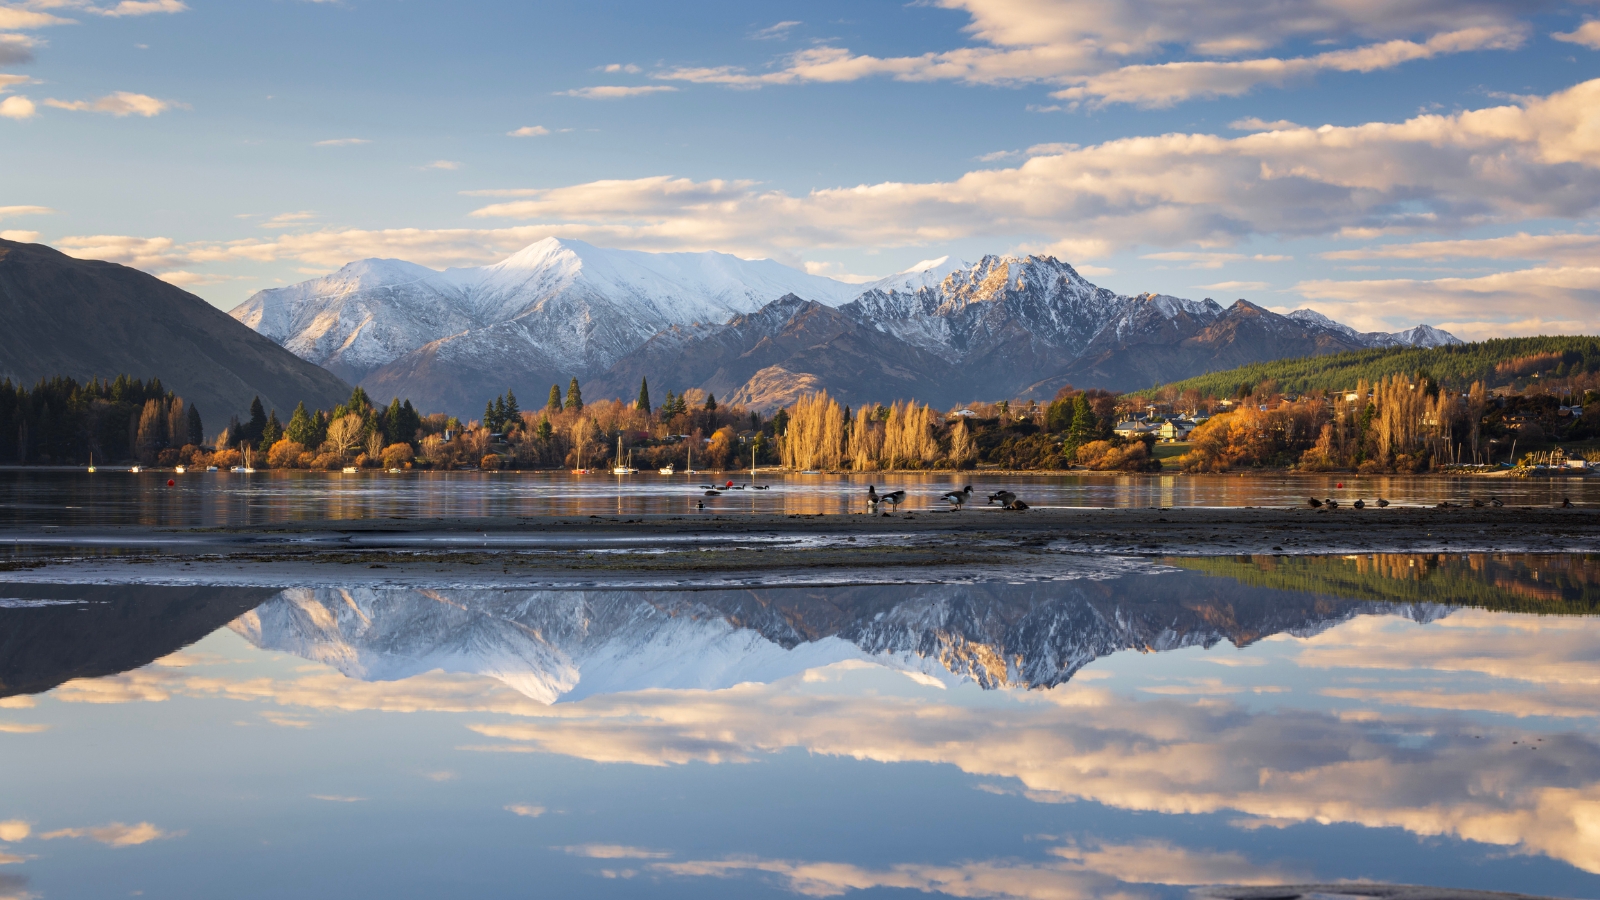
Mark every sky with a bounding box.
[1,0,1599,339]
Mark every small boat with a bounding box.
[206,465,219,472]
[174,465,186,474]
[571,468,592,475]
[240,467,257,474]
[130,465,143,473]
[611,437,637,475]
[659,464,676,475]
[388,468,403,474]
[341,466,358,474]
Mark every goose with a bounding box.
[1004,499,1029,510]
[753,485,770,490]
[1353,499,1365,509]
[942,485,973,509]
[1376,498,1389,507]
[704,489,722,497]
[878,489,906,511]
[988,490,1016,505]
[700,484,716,490]
[1307,497,1324,508]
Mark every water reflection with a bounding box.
[4,557,1600,899]
[2,469,1595,527]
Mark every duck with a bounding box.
[1004,499,1029,510]
[1353,499,1365,509]
[1470,498,1485,508]
[988,490,1016,505]
[942,485,973,509]
[1376,498,1390,507]
[1560,496,1574,508]
[1490,497,1503,508]
[1308,497,1324,508]
[1324,498,1339,509]
[697,500,704,510]
[704,489,722,497]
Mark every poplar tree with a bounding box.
[636,377,651,413]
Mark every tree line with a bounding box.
[0,375,202,465]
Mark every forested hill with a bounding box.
[1135,335,1600,398]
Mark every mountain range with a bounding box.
[0,239,351,421]
[230,238,1460,414]
[229,577,1445,704]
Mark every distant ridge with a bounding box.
[0,239,352,421]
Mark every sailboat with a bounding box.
[658,462,675,475]
[87,452,95,474]
[611,435,637,475]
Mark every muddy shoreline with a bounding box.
[1,506,1593,588]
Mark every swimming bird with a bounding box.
[1308,497,1324,508]
[988,490,1016,505]
[697,500,704,510]
[1004,499,1029,510]
[1376,498,1390,507]
[1324,498,1339,509]
[1353,498,1365,509]
[704,489,722,497]
[942,485,973,509]
[700,484,716,490]
[753,485,769,490]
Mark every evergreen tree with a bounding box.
[259,410,282,452]
[1065,394,1098,450]
[504,389,520,423]
[286,402,314,446]
[636,377,651,413]
[565,377,583,411]
[347,386,372,411]
[704,393,717,412]
[242,397,267,444]
[399,400,421,445]
[662,390,676,418]
[186,403,204,446]
[537,417,553,441]
[548,384,562,412]
[484,399,498,432]
[384,398,405,444]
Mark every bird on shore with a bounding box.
[1324,498,1339,509]
[1491,497,1503,508]
[879,489,906,511]
[1353,499,1365,509]
[943,485,973,509]
[1376,498,1390,507]
[1471,498,1485,508]
[1004,499,1029,510]
[989,490,1016,505]
[1308,497,1324,508]
[1560,496,1574,508]
[1437,500,1459,508]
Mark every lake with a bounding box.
[3,553,1599,899]
[0,469,1593,527]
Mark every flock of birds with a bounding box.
[870,483,1029,514]
[1310,495,1575,509]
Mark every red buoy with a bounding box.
[167,479,175,487]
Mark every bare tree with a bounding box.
[325,414,364,458]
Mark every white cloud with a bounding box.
[314,137,368,147]
[1553,21,1600,50]
[0,33,36,65]
[0,95,35,119]
[43,91,171,116]
[0,205,51,219]
[1230,117,1301,131]
[309,794,363,802]
[0,8,71,29]
[558,844,671,859]
[424,160,460,170]
[600,63,641,74]
[0,230,39,241]
[752,20,801,40]
[1194,280,1271,292]
[0,722,48,733]
[507,125,549,137]
[1293,266,1600,336]
[92,0,186,16]
[1322,232,1600,264]
[504,803,545,818]
[261,211,317,229]
[38,822,177,847]
[556,85,677,99]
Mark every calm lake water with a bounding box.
[3,553,1600,899]
[0,469,1594,526]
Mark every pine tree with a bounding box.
[399,400,421,445]
[565,378,583,411]
[245,396,267,444]
[548,385,562,412]
[704,393,717,412]
[384,398,405,444]
[187,403,204,446]
[493,396,507,432]
[504,389,520,424]
[286,402,314,446]
[537,417,553,441]
[259,410,282,452]
[662,390,676,418]
[1065,394,1098,450]
[347,386,372,412]
[636,377,651,413]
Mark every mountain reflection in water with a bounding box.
[3,554,1600,900]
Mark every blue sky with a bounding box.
[2,0,1599,338]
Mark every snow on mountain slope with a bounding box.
[230,237,859,384]
[1288,309,1462,348]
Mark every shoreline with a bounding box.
[3,507,1594,589]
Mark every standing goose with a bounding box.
[878,489,906,512]
[942,485,973,509]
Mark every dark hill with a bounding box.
[0,239,351,421]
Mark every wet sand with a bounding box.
[1,505,1594,588]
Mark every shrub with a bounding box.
[211,449,242,469]
[381,443,414,469]
[480,453,503,470]
[156,448,181,467]
[1076,440,1162,472]
[267,439,306,469]
[311,452,343,470]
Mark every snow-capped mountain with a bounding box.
[233,239,1461,413]
[229,238,860,387]
[229,580,1446,704]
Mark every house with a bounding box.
[1158,419,1196,442]
[1115,420,1159,437]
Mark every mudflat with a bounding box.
[2,506,1594,588]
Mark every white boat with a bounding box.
[206,465,219,472]
[239,467,256,473]
[611,436,636,474]
[174,465,186,474]
[129,465,142,473]
[341,466,358,474]
[658,464,675,475]
[388,467,403,474]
